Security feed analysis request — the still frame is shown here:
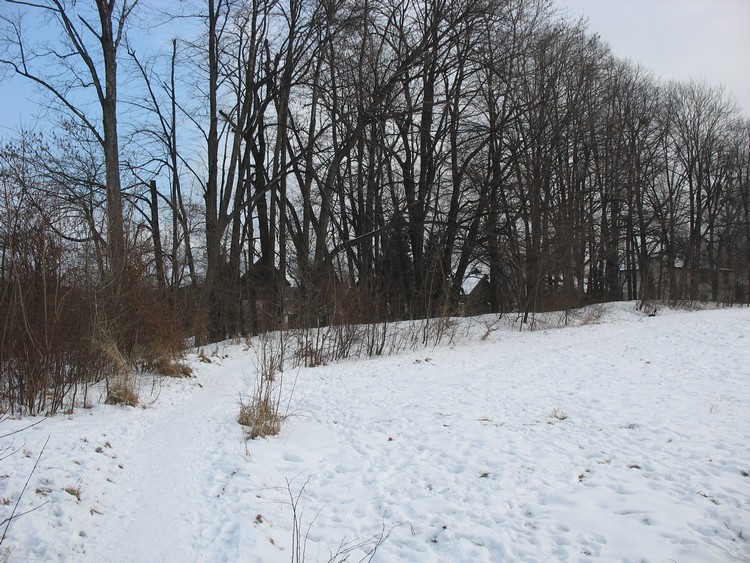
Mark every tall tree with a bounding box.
[1,0,137,281]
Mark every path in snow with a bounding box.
[82,352,256,562]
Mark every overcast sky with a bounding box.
[558,0,750,115]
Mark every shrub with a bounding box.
[97,258,189,374]
[239,332,288,439]
[238,391,283,439]
[0,212,191,415]
[146,357,193,378]
[104,379,139,407]
[579,303,606,325]
[0,222,106,414]
[238,372,285,439]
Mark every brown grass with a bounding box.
[63,485,82,502]
[147,357,193,378]
[238,395,284,439]
[104,380,139,407]
[579,303,606,326]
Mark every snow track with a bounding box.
[85,362,249,562]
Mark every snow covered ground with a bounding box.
[1,302,749,562]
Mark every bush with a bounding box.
[146,357,193,378]
[239,332,288,439]
[238,391,283,439]
[98,259,189,374]
[0,219,189,415]
[0,223,106,414]
[104,379,139,407]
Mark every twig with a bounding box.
[1,435,50,545]
[0,418,45,440]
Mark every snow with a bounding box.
[1,302,749,562]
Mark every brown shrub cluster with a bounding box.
[1,223,188,415]
[0,224,105,414]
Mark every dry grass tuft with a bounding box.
[239,332,288,439]
[148,357,193,378]
[238,394,284,439]
[63,485,82,502]
[105,380,139,407]
[294,343,328,368]
[579,303,606,326]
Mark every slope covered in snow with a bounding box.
[1,303,749,562]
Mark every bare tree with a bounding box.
[127,39,198,292]
[666,80,739,299]
[1,0,138,282]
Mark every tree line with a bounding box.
[1,0,749,365]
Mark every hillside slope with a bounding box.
[1,303,749,562]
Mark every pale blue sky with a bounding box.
[559,0,750,115]
[1,0,749,135]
